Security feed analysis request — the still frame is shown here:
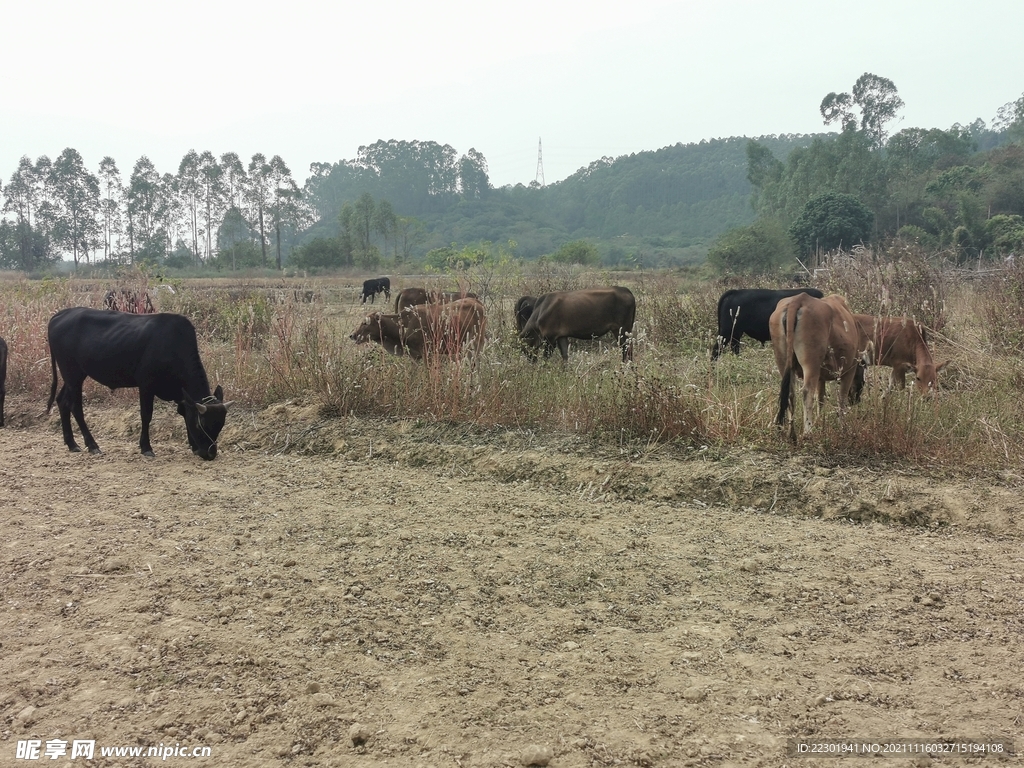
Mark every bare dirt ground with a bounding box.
[1,394,1022,767]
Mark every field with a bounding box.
[1,263,1023,766]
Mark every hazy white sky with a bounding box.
[2,0,1021,189]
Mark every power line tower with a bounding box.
[535,137,545,186]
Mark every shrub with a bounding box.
[707,218,795,274]
[789,192,874,255]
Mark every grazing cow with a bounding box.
[520,287,636,362]
[770,293,869,438]
[361,277,391,304]
[514,296,537,334]
[350,312,423,357]
[395,287,429,313]
[394,287,480,313]
[713,287,824,359]
[351,298,486,360]
[46,308,231,459]
[854,314,947,395]
[0,336,7,427]
[104,288,155,314]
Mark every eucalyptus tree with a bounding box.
[220,152,247,211]
[198,151,224,262]
[3,156,52,268]
[245,153,273,267]
[266,155,305,270]
[373,199,397,259]
[46,148,101,267]
[126,156,166,262]
[458,148,491,199]
[97,157,124,263]
[177,149,204,265]
[820,73,904,149]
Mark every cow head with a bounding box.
[350,315,380,344]
[178,386,231,460]
[914,359,948,396]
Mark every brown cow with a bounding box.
[520,287,636,362]
[770,293,869,437]
[349,312,421,357]
[393,287,480,313]
[854,314,947,395]
[352,298,486,361]
[514,296,537,334]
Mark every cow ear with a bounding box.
[214,385,224,401]
[935,360,949,373]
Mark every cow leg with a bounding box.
[139,389,157,457]
[54,383,80,452]
[65,383,100,453]
[557,337,570,362]
[730,336,741,355]
[801,372,820,435]
[620,330,632,362]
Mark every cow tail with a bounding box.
[46,350,58,414]
[776,304,799,427]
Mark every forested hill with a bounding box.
[302,134,824,265]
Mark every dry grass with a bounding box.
[2,254,1023,471]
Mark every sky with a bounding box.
[1,0,1022,190]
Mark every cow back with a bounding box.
[48,308,211,403]
[526,287,635,340]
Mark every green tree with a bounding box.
[707,218,795,274]
[551,240,600,266]
[789,192,874,255]
[245,153,273,267]
[852,73,904,149]
[97,157,124,263]
[126,156,167,263]
[198,151,224,263]
[290,237,346,270]
[266,155,304,270]
[3,156,54,269]
[46,148,100,267]
[177,149,203,266]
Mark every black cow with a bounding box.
[361,277,391,304]
[712,287,824,360]
[514,296,537,334]
[46,308,231,460]
[520,287,636,362]
[0,336,7,427]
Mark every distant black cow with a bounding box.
[712,288,824,360]
[361,277,391,304]
[46,308,231,460]
[514,296,537,334]
[0,336,7,427]
[521,287,636,362]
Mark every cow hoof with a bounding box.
[88,447,102,455]
[69,446,81,453]
[143,450,156,458]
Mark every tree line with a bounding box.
[4,78,1021,273]
[0,149,308,271]
[709,75,1024,273]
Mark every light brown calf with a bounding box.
[351,298,486,361]
[853,314,946,395]
[770,293,869,438]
